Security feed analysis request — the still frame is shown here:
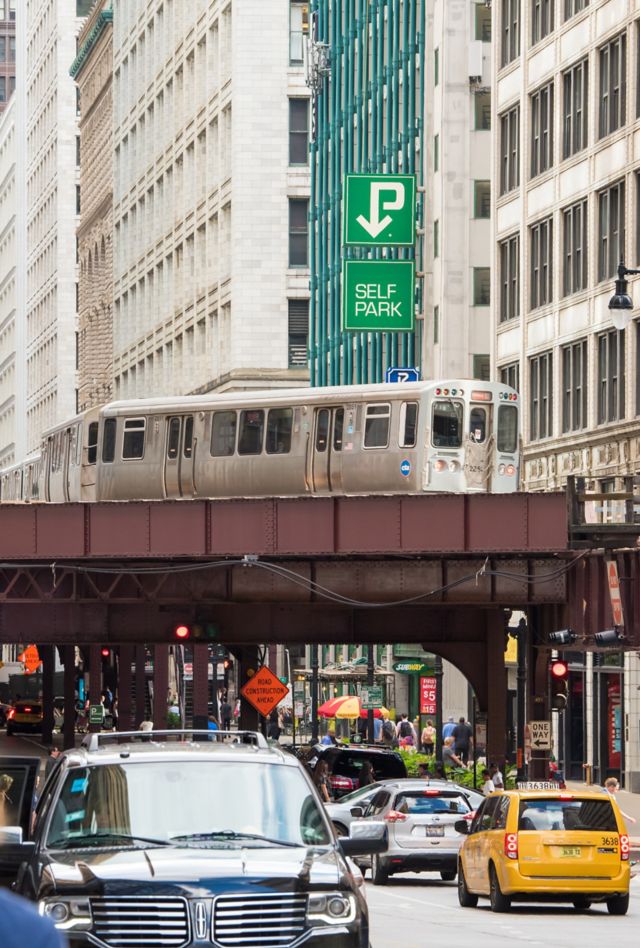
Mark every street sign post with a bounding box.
[360,685,384,709]
[342,260,415,332]
[343,174,416,246]
[385,367,420,383]
[89,704,105,726]
[420,676,437,716]
[240,665,289,718]
[528,720,551,750]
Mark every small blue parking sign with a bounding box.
[386,366,420,383]
[400,459,411,477]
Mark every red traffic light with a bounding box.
[100,647,110,658]
[550,659,569,679]
[175,624,190,640]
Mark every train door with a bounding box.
[164,415,196,498]
[309,407,344,492]
[62,426,74,502]
[465,403,493,490]
[44,437,52,502]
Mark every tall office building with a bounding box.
[111,0,310,399]
[0,0,16,114]
[0,96,16,466]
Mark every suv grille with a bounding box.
[90,897,189,947]
[214,893,307,947]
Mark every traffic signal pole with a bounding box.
[516,619,527,782]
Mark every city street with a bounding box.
[366,874,640,948]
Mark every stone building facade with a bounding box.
[0,96,15,466]
[0,0,16,114]
[71,1,113,411]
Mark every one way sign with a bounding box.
[528,720,551,750]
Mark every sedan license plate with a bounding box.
[560,846,581,858]
[425,826,445,837]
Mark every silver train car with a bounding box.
[0,381,520,502]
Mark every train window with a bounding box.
[469,407,487,444]
[364,403,391,448]
[167,417,181,459]
[315,409,329,452]
[183,416,194,458]
[87,422,98,465]
[333,409,344,451]
[123,418,146,459]
[432,400,463,448]
[238,410,265,455]
[266,408,293,454]
[400,402,418,448]
[69,427,77,466]
[211,411,237,456]
[102,418,116,463]
[498,404,518,453]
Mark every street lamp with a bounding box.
[608,260,640,330]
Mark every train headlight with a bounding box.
[506,464,516,476]
[434,460,447,473]
[448,460,460,472]
[498,464,506,475]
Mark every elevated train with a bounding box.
[0,380,520,503]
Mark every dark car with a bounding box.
[1,729,387,947]
[0,701,12,728]
[307,743,407,798]
[5,700,43,736]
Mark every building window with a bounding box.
[501,0,520,67]
[563,58,588,158]
[473,355,491,380]
[530,82,554,178]
[0,37,5,61]
[0,76,5,102]
[473,268,490,305]
[529,351,553,440]
[563,198,588,296]
[599,33,626,139]
[290,2,309,64]
[8,35,14,61]
[434,134,439,172]
[500,105,519,195]
[598,181,625,282]
[434,48,439,86]
[434,305,439,344]
[476,3,492,41]
[474,91,491,129]
[474,180,490,218]
[564,0,589,20]
[637,22,640,118]
[499,234,520,322]
[530,218,553,310]
[636,323,640,415]
[531,0,554,46]
[500,361,520,392]
[636,172,640,263]
[288,299,309,367]
[597,329,625,423]
[289,198,309,267]
[434,220,439,258]
[289,98,309,164]
[562,339,588,432]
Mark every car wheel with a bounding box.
[332,822,348,838]
[606,893,629,916]
[440,870,457,882]
[371,854,389,886]
[572,897,591,912]
[6,724,13,736]
[489,865,511,913]
[457,865,478,908]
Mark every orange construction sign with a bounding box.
[17,644,42,675]
[240,665,289,718]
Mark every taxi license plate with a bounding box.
[426,826,445,837]
[560,847,581,857]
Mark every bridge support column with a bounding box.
[153,645,169,731]
[118,644,134,731]
[135,645,147,726]
[62,645,76,750]
[192,643,209,730]
[41,645,55,746]
[233,646,260,733]
[486,612,508,768]
[88,644,102,732]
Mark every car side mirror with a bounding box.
[339,820,388,857]
[350,806,364,818]
[454,819,470,835]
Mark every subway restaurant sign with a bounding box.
[342,260,415,332]
[393,661,434,675]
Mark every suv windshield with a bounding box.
[518,798,618,832]
[47,761,331,849]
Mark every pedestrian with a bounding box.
[417,763,431,781]
[373,714,383,743]
[481,768,495,796]
[396,714,417,744]
[220,697,232,731]
[489,762,504,790]
[452,716,473,763]
[421,719,436,755]
[442,715,456,740]
[433,761,447,779]
[0,888,66,948]
[267,710,282,742]
[44,747,61,781]
[313,760,332,802]
[0,773,14,826]
[359,760,375,787]
[442,736,467,771]
[207,713,219,731]
[381,713,396,746]
[604,777,637,826]
[138,716,153,732]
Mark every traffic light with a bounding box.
[550,659,569,711]
[174,624,191,640]
[100,647,110,658]
[548,629,577,646]
[594,628,624,646]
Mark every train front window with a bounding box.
[333,409,344,451]
[400,402,418,448]
[498,404,518,453]
[266,408,293,454]
[315,409,329,452]
[238,410,265,455]
[102,418,116,463]
[432,401,463,448]
[167,417,181,459]
[87,422,98,465]
[123,419,146,459]
[364,403,391,448]
[183,417,194,458]
[211,411,237,456]
[469,407,487,444]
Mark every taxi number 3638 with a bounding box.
[600,835,619,846]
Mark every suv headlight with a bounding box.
[307,892,356,926]
[39,898,92,931]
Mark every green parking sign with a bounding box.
[342,260,415,332]
[344,174,416,247]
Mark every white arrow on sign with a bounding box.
[356,182,405,238]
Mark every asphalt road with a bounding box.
[366,872,640,948]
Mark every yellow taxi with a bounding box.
[5,700,43,736]
[456,785,631,914]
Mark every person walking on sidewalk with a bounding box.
[604,777,637,828]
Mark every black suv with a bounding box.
[305,744,407,798]
[0,730,386,947]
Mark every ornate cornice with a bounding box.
[70,7,113,79]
